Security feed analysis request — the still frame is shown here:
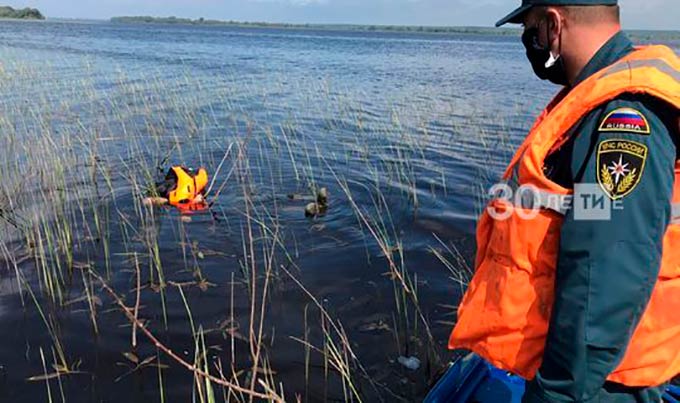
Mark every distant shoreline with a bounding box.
[110,16,521,36]
[0,6,44,20]
[109,16,680,41]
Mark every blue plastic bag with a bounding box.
[425,353,679,403]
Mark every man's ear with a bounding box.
[545,7,563,53]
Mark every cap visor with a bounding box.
[495,5,532,27]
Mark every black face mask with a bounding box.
[521,21,569,86]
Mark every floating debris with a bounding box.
[305,187,330,217]
[123,352,139,364]
[197,278,216,292]
[305,202,322,217]
[317,187,329,205]
[287,193,305,201]
[142,197,168,207]
[358,320,391,333]
[398,356,421,371]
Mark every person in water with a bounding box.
[144,166,209,211]
[448,1,680,402]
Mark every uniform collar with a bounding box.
[572,31,635,87]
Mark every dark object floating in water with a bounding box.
[317,187,329,205]
[305,187,329,217]
[287,193,305,201]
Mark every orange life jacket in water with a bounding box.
[449,45,680,387]
[167,166,209,211]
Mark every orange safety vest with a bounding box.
[167,166,209,210]
[449,45,680,387]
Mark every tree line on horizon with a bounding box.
[108,16,680,40]
[0,6,44,20]
[110,16,522,35]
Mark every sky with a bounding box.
[7,0,680,30]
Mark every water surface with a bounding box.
[0,20,676,402]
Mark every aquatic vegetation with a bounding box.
[0,32,518,401]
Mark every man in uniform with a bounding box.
[448,1,680,402]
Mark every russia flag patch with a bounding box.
[598,107,650,134]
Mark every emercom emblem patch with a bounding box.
[598,107,650,134]
[597,139,647,200]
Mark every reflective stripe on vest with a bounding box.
[601,58,680,83]
[672,204,680,225]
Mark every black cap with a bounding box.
[496,0,618,27]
